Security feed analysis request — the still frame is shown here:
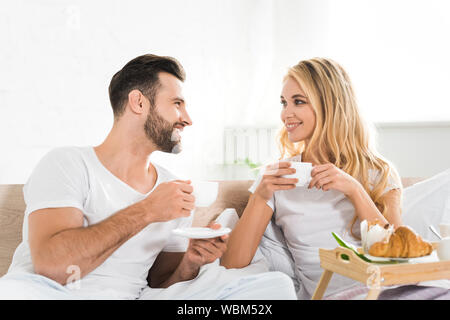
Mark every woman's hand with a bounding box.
[255,161,298,201]
[308,163,362,198]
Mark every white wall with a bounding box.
[328,0,450,123]
[0,0,275,183]
[375,123,450,178]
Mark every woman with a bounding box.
[221,57,404,299]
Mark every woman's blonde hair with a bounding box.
[278,57,401,238]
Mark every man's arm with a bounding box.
[29,203,150,285]
[28,180,195,285]
[148,224,228,288]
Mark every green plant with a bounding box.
[233,157,262,177]
[234,157,261,169]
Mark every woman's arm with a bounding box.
[347,186,402,227]
[220,193,274,268]
[379,188,402,226]
[220,161,297,269]
[309,163,402,227]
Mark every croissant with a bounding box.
[368,225,433,258]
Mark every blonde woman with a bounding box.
[221,58,404,299]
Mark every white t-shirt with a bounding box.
[249,154,401,299]
[8,146,192,299]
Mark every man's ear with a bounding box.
[128,89,145,115]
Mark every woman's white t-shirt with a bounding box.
[249,154,401,299]
[8,147,192,299]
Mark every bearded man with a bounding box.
[0,54,296,300]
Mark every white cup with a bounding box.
[439,223,450,238]
[437,237,450,261]
[191,181,219,207]
[282,161,313,187]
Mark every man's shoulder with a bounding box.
[44,146,89,158]
[24,147,92,199]
[37,146,91,170]
[152,162,179,182]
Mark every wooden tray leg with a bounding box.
[311,269,334,300]
[365,287,381,300]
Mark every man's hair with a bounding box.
[108,54,186,118]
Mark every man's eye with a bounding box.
[175,102,181,107]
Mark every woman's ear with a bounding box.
[128,89,145,115]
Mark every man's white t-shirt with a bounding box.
[249,154,401,299]
[8,147,192,299]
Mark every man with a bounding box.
[0,54,296,300]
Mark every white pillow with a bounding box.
[402,168,450,241]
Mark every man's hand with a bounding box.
[177,223,229,280]
[141,180,195,223]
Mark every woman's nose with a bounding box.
[281,103,295,119]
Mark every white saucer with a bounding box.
[364,253,410,262]
[172,227,232,239]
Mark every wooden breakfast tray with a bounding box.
[312,243,450,300]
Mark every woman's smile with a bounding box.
[280,77,316,142]
[285,121,303,132]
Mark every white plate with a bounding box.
[172,227,232,239]
[364,252,436,263]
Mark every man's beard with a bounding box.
[144,109,183,154]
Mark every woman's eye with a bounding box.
[280,100,287,107]
[294,99,305,105]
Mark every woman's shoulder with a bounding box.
[367,166,402,191]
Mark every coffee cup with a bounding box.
[437,237,450,261]
[439,223,450,238]
[282,161,313,187]
[191,181,219,207]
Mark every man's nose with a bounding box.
[181,109,193,126]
